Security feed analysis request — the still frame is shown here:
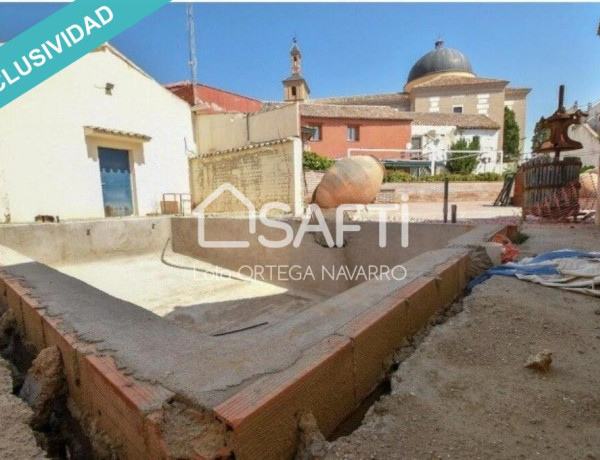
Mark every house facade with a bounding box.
[0,44,195,223]
[300,104,413,160]
[408,112,501,173]
[566,100,600,168]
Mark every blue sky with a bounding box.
[1,2,599,150]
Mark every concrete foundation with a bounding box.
[0,217,507,459]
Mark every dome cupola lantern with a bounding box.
[404,39,475,91]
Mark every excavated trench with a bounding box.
[0,310,98,459]
[328,297,466,441]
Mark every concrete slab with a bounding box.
[53,246,319,331]
[0,217,503,458]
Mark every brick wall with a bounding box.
[303,170,324,203]
[380,181,503,202]
[190,140,302,215]
[303,170,503,204]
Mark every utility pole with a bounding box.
[187,4,198,101]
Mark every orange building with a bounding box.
[300,104,413,160]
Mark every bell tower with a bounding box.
[282,38,310,102]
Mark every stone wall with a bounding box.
[303,170,503,204]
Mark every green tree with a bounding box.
[531,119,550,152]
[503,107,521,161]
[446,136,480,174]
[302,150,334,171]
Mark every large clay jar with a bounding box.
[312,156,385,209]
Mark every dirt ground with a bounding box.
[327,223,600,459]
[0,357,45,459]
[1,223,598,459]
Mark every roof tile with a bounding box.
[310,92,410,107]
[412,76,508,89]
[299,103,413,120]
[406,112,500,130]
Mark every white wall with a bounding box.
[195,103,299,154]
[0,167,8,223]
[410,124,500,173]
[569,123,600,168]
[0,45,194,223]
[584,100,600,134]
[461,129,501,173]
[411,124,455,159]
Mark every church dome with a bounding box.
[407,40,474,84]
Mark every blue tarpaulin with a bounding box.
[467,250,600,292]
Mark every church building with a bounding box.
[277,39,530,160]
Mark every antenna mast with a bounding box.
[187,4,198,86]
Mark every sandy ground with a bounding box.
[327,224,600,459]
[356,201,522,222]
[0,357,45,459]
[407,201,521,221]
[518,222,600,256]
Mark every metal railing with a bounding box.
[347,148,504,175]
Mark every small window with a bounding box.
[291,86,297,97]
[309,125,322,141]
[411,136,422,150]
[347,125,360,142]
[453,105,463,114]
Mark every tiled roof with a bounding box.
[259,102,498,129]
[505,87,532,97]
[310,92,410,107]
[259,101,292,113]
[299,103,413,120]
[198,138,293,157]
[84,126,152,141]
[282,74,306,83]
[165,81,261,102]
[411,76,508,89]
[406,112,500,130]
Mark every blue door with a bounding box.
[98,148,134,217]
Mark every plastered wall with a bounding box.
[195,104,299,154]
[0,46,194,223]
[412,86,506,150]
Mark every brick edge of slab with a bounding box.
[214,252,477,459]
[0,272,177,459]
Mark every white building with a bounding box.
[566,100,600,168]
[0,44,195,223]
[409,113,502,174]
[569,123,600,168]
